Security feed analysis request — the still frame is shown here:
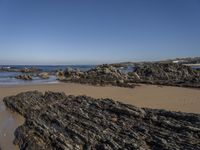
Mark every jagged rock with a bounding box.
[56,70,64,77]
[3,91,200,150]
[57,63,200,88]
[133,63,200,88]
[38,72,49,79]
[58,65,136,88]
[15,74,32,80]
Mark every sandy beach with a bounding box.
[1,83,200,114]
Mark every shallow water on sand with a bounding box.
[0,100,24,150]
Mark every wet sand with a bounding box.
[0,101,24,150]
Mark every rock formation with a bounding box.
[56,70,65,80]
[57,65,136,88]
[15,74,32,80]
[4,91,200,150]
[38,72,49,79]
[57,63,200,88]
[133,63,200,88]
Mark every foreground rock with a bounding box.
[58,65,136,88]
[15,74,32,80]
[4,91,200,150]
[133,63,200,88]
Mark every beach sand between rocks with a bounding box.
[1,83,200,114]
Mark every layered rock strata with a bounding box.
[4,91,200,150]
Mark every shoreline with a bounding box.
[1,82,200,114]
[0,100,24,150]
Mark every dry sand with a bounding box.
[1,83,200,113]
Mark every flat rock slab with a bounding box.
[3,91,200,150]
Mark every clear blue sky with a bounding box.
[0,0,200,65]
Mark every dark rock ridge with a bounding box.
[57,64,137,88]
[4,91,200,150]
[57,63,200,88]
[15,73,50,80]
[133,63,200,88]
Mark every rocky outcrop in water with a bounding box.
[38,72,49,79]
[58,65,136,88]
[15,74,32,80]
[3,91,200,150]
[15,73,50,80]
[57,63,200,88]
[133,63,200,88]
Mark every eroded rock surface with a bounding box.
[38,72,49,79]
[133,63,200,88]
[58,65,136,88]
[57,63,200,88]
[3,91,200,150]
[15,74,32,80]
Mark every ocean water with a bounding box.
[0,65,94,85]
